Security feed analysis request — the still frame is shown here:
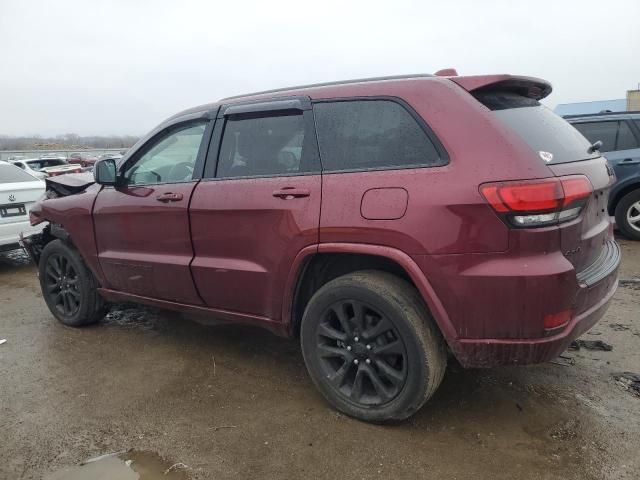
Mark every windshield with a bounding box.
[0,163,38,183]
[473,90,600,164]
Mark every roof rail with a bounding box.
[563,110,640,119]
[220,73,433,101]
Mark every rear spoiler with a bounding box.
[451,75,552,101]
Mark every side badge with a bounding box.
[539,151,553,163]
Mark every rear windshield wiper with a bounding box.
[587,140,603,154]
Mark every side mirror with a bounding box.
[94,158,118,185]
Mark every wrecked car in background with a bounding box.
[21,72,620,423]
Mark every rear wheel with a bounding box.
[615,189,640,241]
[300,271,446,422]
[39,239,106,326]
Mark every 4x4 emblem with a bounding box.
[8,194,16,202]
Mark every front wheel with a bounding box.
[38,239,106,327]
[300,271,446,422]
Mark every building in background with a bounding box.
[555,88,640,116]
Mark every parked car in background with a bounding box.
[0,162,45,252]
[68,152,99,168]
[24,73,619,422]
[97,153,124,162]
[565,112,640,239]
[11,158,83,178]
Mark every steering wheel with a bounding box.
[168,162,194,182]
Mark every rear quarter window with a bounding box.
[313,100,445,172]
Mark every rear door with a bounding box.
[93,120,210,304]
[190,98,321,319]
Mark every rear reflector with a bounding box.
[544,310,572,330]
[480,176,592,227]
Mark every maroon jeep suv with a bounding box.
[25,72,620,422]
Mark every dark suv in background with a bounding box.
[24,73,619,422]
[565,112,640,239]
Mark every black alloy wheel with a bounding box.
[316,299,408,406]
[44,253,81,317]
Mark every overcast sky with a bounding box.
[1,0,639,136]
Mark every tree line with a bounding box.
[0,133,140,151]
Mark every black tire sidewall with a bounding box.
[301,276,431,422]
[38,240,100,327]
[615,189,640,241]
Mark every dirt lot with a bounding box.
[1,240,639,480]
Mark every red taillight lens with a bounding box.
[29,211,43,226]
[544,310,572,330]
[480,176,592,227]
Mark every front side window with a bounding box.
[216,113,312,178]
[123,122,207,185]
[313,100,443,172]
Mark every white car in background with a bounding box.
[10,158,82,179]
[0,162,46,252]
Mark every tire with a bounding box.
[300,270,446,422]
[615,189,640,241]
[38,239,106,327]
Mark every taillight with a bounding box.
[480,175,592,227]
[29,211,43,226]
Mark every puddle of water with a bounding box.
[45,450,190,480]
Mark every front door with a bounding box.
[93,121,209,304]
[190,101,321,320]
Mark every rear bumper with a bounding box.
[0,221,44,251]
[453,272,617,367]
[413,239,620,368]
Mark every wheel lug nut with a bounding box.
[354,359,359,365]
[354,336,359,342]
[365,358,371,364]
[346,346,352,351]
[366,344,371,350]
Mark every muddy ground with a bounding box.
[1,240,639,479]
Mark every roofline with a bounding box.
[563,110,640,119]
[220,74,434,101]
[556,98,625,106]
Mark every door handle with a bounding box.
[619,158,640,165]
[272,187,311,199]
[156,192,183,202]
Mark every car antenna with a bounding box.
[587,140,603,154]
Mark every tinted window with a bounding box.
[313,100,442,172]
[0,163,39,183]
[474,91,598,164]
[617,121,638,150]
[26,159,66,169]
[124,122,206,185]
[572,122,618,152]
[216,113,313,178]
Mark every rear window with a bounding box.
[313,100,444,172]
[27,159,65,169]
[473,90,599,164]
[0,163,38,183]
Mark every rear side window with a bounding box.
[473,90,599,164]
[573,121,639,152]
[216,113,317,178]
[313,100,443,172]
